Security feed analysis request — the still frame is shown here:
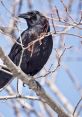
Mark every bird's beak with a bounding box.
[18,13,30,19]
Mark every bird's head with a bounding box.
[18,10,49,30]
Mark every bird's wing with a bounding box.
[8,42,22,61]
[8,28,38,66]
[8,29,29,59]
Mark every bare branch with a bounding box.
[0,47,72,117]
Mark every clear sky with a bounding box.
[0,0,82,117]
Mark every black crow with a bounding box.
[0,10,53,90]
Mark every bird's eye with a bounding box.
[32,15,37,20]
[30,12,34,15]
[29,12,37,20]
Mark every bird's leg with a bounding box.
[23,74,31,87]
[28,78,42,93]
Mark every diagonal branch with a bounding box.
[0,47,73,117]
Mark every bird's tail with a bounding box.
[0,67,12,90]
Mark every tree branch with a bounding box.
[0,47,73,117]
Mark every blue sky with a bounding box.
[0,0,82,117]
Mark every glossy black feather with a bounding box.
[0,10,53,89]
